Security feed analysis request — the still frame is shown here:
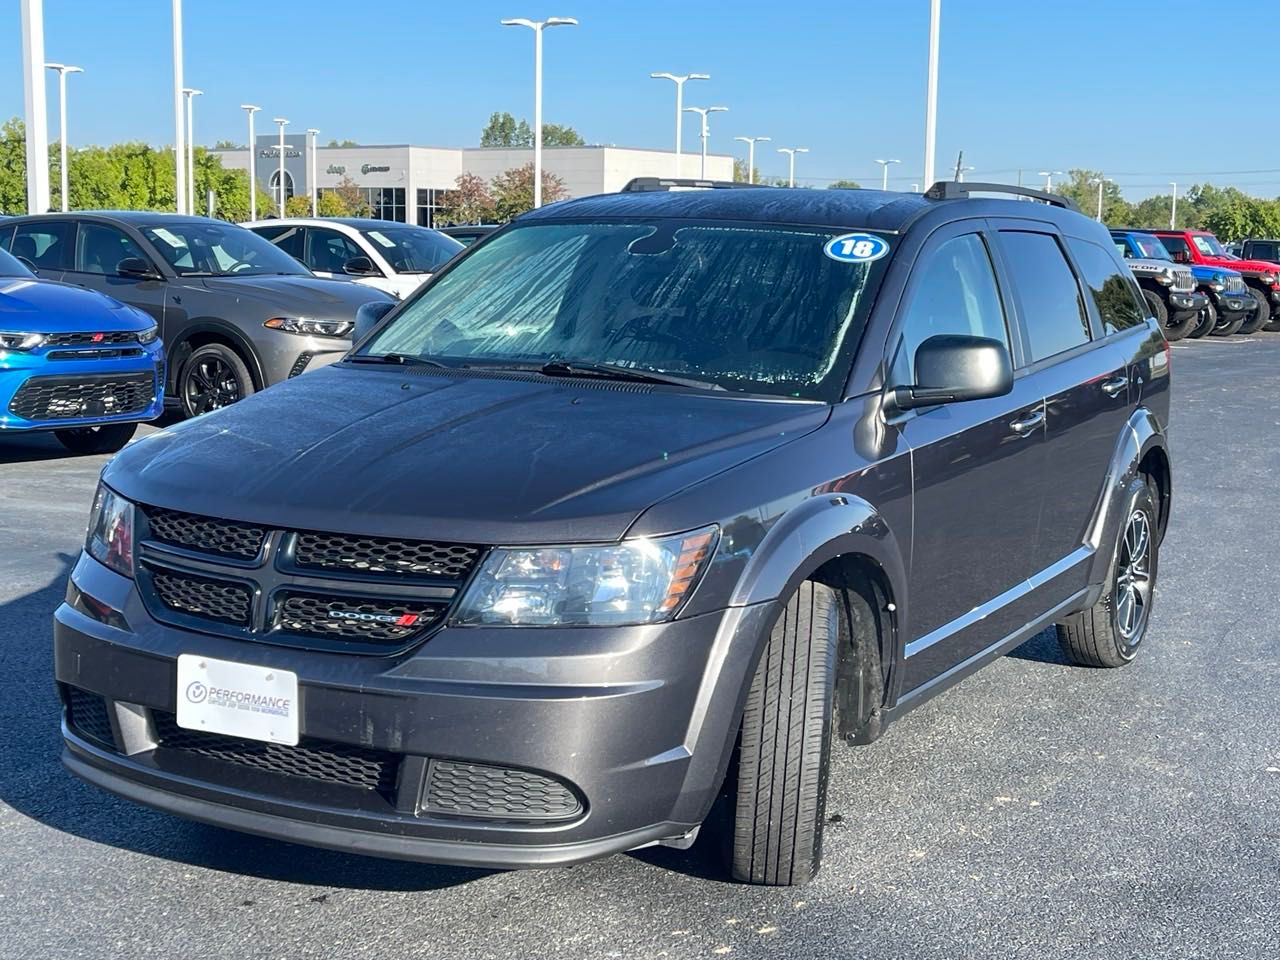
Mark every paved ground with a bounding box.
[1,337,1277,960]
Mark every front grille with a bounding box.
[144,507,266,561]
[66,686,115,749]
[152,711,399,796]
[274,592,445,645]
[47,347,146,362]
[1225,276,1248,295]
[1172,267,1194,292]
[424,760,582,821]
[43,330,142,347]
[8,373,154,422]
[150,567,253,625]
[293,532,481,581]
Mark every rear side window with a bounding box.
[74,222,148,275]
[999,231,1091,363]
[1251,241,1277,260]
[1066,238,1147,335]
[253,224,304,261]
[307,228,365,274]
[1160,234,1191,259]
[11,221,72,271]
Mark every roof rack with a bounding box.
[923,180,1081,213]
[620,177,765,193]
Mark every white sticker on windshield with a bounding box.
[823,233,889,264]
[149,227,185,248]
[368,231,396,248]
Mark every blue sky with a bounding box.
[2,0,1275,199]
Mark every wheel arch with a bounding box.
[167,321,266,393]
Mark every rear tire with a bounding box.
[1187,299,1216,339]
[1237,291,1267,334]
[731,581,837,886]
[54,422,137,455]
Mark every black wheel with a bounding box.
[1163,309,1198,341]
[1187,299,1216,339]
[1056,477,1159,668]
[1253,287,1280,332]
[53,422,137,455]
[731,581,837,886]
[1142,290,1170,337]
[1210,310,1245,336]
[1237,292,1267,335]
[180,343,254,418]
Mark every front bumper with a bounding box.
[0,343,165,431]
[1168,290,1207,313]
[1210,291,1254,316]
[55,553,772,869]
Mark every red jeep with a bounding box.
[1153,229,1280,331]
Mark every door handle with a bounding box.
[1010,410,1044,436]
[1100,375,1128,397]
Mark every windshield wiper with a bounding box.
[347,352,450,368]
[538,360,724,391]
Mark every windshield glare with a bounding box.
[0,246,35,279]
[142,222,311,278]
[362,225,463,274]
[1192,234,1226,257]
[360,220,888,401]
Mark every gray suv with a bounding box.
[2,213,392,418]
[54,180,1171,886]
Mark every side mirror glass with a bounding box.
[892,334,1013,410]
[1170,251,1189,264]
[343,256,379,277]
[353,300,396,342]
[117,257,160,279]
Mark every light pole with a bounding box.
[651,72,710,174]
[182,87,202,215]
[1089,176,1113,222]
[923,0,941,187]
[45,62,82,212]
[1038,170,1064,191]
[733,136,770,184]
[911,183,920,192]
[273,117,289,217]
[956,165,975,182]
[171,0,185,215]
[21,0,50,214]
[1169,181,1178,229]
[778,147,809,188]
[307,128,319,217]
[684,107,728,179]
[501,17,578,209]
[874,158,900,191]
[241,104,260,221]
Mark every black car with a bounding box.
[437,224,498,245]
[2,212,392,418]
[55,180,1171,885]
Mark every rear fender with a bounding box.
[1085,406,1168,587]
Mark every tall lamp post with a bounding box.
[272,117,289,217]
[1089,176,1113,222]
[182,87,202,215]
[1038,170,1064,191]
[501,16,578,209]
[733,136,770,184]
[46,62,83,212]
[241,104,260,221]
[1169,181,1179,229]
[923,0,941,187]
[651,72,710,174]
[684,106,727,179]
[21,0,50,214]
[777,147,809,188]
[307,128,319,217]
[874,158,900,191]
[171,0,185,215]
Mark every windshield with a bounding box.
[1132,234,1172,260]
[142,222,312,278]
[0,246,35,279]
[359,220,890,401]
[1192,234,1227,257]
[361,225,462,274]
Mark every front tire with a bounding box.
[1187,299,1216,339]
[1142,291,1171,338]
[53,422,137,455]
[731,581,837,886]
[1237,291,1267,335]
[1211,310,1245,336]
[180,343,254,419]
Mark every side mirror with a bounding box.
[117,257,160,279]
[353,300,396,342]
[343,256,380,277]
[15,256,38,275]
[1170,250,1189,264]
[892,334,1013,410]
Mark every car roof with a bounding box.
[6,210,227,227]
[243,218,436,231]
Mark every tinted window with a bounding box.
[1160,234,1191,259]
[307,228,365,274]
[888,232,1008,387]
[1067,238,1147,335]
[999,231,1091,363]
[11,221,72,271]
[74,222,148,275]
[252,224,304,260]
[1250,241,1277,260]
[359,225,462,273]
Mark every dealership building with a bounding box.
[211,136,734,226]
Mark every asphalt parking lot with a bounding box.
[1,337,1277,960]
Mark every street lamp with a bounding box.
[272,117,289,217]
[307,128,319,217]
[923,0,941,187]
[777,147,809,188]
[651,72,710,174]
[171,0,185,215]
[1038,170,1064,191]
[1089,176,1113,222]
[501,16,579,209]
[45,62,82,213]
[683,106,727,179]
[240,105,260,221]
[182,87,202,215]
[956,165,975,182]
[874,158,900,191]
[733,136,770,184]
[1170,181,1178,229]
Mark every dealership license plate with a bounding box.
[175,654,299,746]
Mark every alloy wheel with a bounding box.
[1114,508,1153,645]
[184,356,242,415]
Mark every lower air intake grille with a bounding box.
[152,711,400,795]
[150,568,253,625]
[66,687,115,749]
[8,373,154,422]
[274,592,445,645]
[143,507,266,561]
[424,760,582,821]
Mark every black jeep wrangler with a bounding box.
[57,179,1171,885]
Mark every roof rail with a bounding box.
[923,180,1081,213]
[620,177,765,193]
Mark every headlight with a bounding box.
[1210,275,1226,291]
[1154,268,1174,285]
[264,317,354,338]
[456,527,718,627]
[0,331,45,351]
[1261,273,1277,284]
[136,324,159,345]
[86,484,134,578]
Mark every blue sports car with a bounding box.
[1,245,164,454]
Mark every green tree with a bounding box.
[325,138,358,148]
[0,118,29,213]
[214,139,243,150]
[491,163,567,221]
[480,111,531,147]
[435,172,497,226]
[316,190,348,217]
[828,179,862,190]
[541,122,584,146]
[333,175,372,217]
[1202,195,1280,242]
[1054,169,1133,225]
[732,158,762,184]
[284,195,312,218]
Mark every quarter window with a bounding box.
[999,231,1092,363]
[74,223,148,275]
[1066,238,1147,334]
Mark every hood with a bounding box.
[1189,264,1242,280]
[1195,255,1279,276]
[105,364,829,545]
[0,276,150,332]
[190,275,393,315]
